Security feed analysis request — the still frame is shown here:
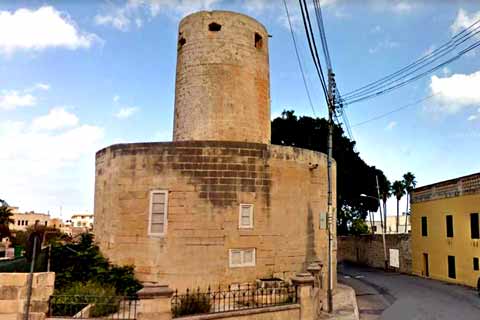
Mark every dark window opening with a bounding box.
[255,32,263,49]
[178,37,186,49]
[421,216,428,237]
[446,215,454,238]
[423,253,429,277]
[471,213,479,239]
[474,257,479,271]
[448,255,456,279]
[208,22,221,32]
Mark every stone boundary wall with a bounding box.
[176,304,300,320]
[0,272,55,320]
[337,234,412,274]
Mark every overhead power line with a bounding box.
[342,18,480,105]
[282,0,317,117]
[343,38,480,105]
[351,93,437,127]
[344,19,480,99]
[298,0,329,104]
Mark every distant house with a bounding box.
[9,208,50,231]
[70,213,94,236]
[367,215,411,234]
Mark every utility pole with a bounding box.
[326,69,336,313]
[376,175,388,271]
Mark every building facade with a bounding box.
[368,215,410,234]
[411,172,480,287]
[94,11,336,292]
[9,208,50,231]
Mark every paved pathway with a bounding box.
[339,263,480,320]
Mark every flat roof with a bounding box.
[414,171,480,192]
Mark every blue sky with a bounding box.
[0,0,479,220]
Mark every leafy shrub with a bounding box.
[172,294,212,317]
[51,281,119,317]
[51,233,142,296]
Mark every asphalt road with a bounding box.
[338,263,480,320]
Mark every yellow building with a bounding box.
[411,172,480,288]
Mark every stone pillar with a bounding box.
[137,285,173,320]
[291,272,314,320]
[307,261,325,316]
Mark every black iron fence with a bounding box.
[48,295,138,319]
[172,283,297,318]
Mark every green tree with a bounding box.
[377,174,391,234]
[271,111,386,235]
[0,199,13,239]
[51,233,142,296]
[403,172,417,232]
[392,180,406,233]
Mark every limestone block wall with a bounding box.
[337,234,412,274]
[0,272,55,320]
[173,11,270,143]
[94,141,336,291]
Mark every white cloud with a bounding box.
[467,114,477,121]
[369,39,399,54]
[0,110,104,214]
[32,107,79,131]
[0,6,101,55]
[32,83,50,91]
[115,106,139,119]
[451,9,480,34]
[386,121,397,130]
[0,90,36,110]
[113,95,120,103]
[392,2,414,13]
[441,67,451,76]
[430,71,480,113]
[95,0,222,31]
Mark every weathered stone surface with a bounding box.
[95,141,337,291]
[337,234,412,274]
[173,11,270,144]
[0,272,54,319]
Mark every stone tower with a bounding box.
[173,11,271,144]
[94,10,336,292]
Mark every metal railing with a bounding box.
[172,283,297,318]
[48,295,138,319]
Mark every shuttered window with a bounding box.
[239,204,254,228]
[149,190,168,236]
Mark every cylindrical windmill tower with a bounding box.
[173,11,271,144]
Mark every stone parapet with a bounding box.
[0,272,55,320]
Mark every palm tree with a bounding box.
[379,178,391,234]
[0,199,13,239]
[403,172,417,232]
[392,180,406,233]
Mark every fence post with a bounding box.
[137,285,173,320]
[291,272,314,320]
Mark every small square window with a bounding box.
[239,204,253,229]
[229,248,256,268]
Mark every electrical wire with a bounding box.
[298,0,329,104]
[351,94,437,127]
[282,0,317,117]
[344,38,480,105]
[343,26,480,102]
[343,18,480,101]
